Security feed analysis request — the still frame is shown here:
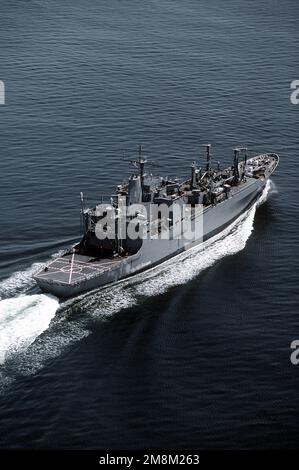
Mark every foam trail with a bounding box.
[0,250,64,299]
[0,263,43,299]
[257,179,274,207]
[0,294,59,364]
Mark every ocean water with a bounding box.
[0,0,299,449]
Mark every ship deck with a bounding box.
[35,253,123,285]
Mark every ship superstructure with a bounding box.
[34,145,278,297]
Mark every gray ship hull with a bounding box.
[34,175,267,298]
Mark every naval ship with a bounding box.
[34,145,278,298]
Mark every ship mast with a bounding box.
[80,191,87,235]
[236,147,248,181]
[129,145,147,201]
[138,144,146,187]
[204,144,211,172]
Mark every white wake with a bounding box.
[0,250,64,300]
[0,294,59,364]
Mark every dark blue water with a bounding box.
[0,0,299,449]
